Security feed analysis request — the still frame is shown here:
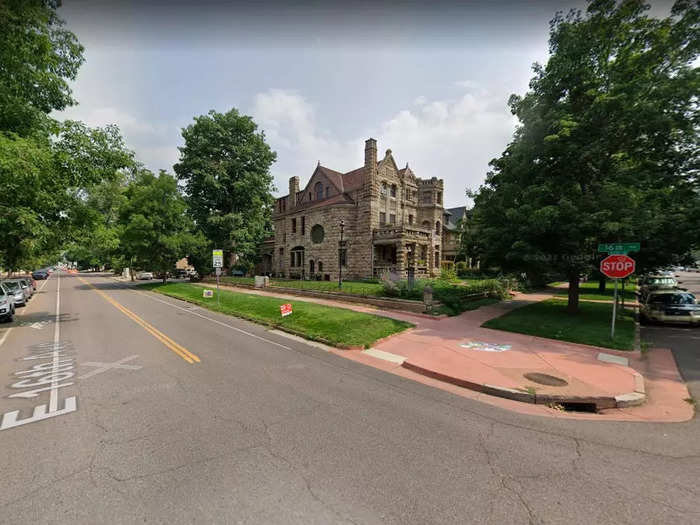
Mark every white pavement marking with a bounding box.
[1,273,77,431]
[79,355,142,379]
[361,348,406,364]
[597,352,630,366]
[128,286,293,351]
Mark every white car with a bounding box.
[136,272,154,280]
[0,283,16,322]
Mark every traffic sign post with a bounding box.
[213,249,223,306]
[600,254,636,339]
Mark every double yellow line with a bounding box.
[79,277,200,364]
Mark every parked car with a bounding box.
[640,290,700,326]
[174,269,189,279]
[32,270,49,280]
[136,272,154,280]
[0,282,15,322]
[638,274,678,299]
[22,275,36,292]
[6,278,32,300]
[1,280,27,307]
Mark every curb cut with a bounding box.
[401,360,647,410]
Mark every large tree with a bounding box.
[468,0,699,313]
[0,0,84,136]
[119,170,204,282]
[174,109,276,273]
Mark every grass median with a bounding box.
[482,298,635,350]
[144,282,413,348]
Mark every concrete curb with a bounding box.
[401,360,647,411]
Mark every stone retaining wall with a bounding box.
[201,278,440,314]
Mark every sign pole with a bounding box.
[217,272,220,306]
[611,278,618,339]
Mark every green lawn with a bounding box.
[482,299,635,350]
[145,282,413,348]
[550,280,637,302]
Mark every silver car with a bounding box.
[0,283,15,322]
[1,280,26,307]
[7,278,32,300]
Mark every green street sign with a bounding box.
[598,242,640,255]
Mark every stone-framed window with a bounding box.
[437,191,442,204]
[315,182,323,200]
[311,224,325,244]
[408,214,414,225]
[435,220,441,234]
[435,245,440,268]
[301,216,305,235]
[379,212,386,224]
[389,213,396,225]
[325,187,329,198]
[380,182,388,196]
[390,184,397,198]
[291,218,296,233]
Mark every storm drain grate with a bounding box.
[523,372,569,387]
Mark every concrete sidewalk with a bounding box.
[184,281,692,421]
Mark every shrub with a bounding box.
[439,266,458,282]
[455,261,469,276]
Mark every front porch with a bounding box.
[372,226,437,278]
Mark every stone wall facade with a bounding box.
[268,138,457,282]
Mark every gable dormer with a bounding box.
[377,148,399,179]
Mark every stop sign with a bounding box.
[600,254,635,279]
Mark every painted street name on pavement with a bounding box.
[1,272,78,431]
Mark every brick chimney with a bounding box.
[289,176,299,206]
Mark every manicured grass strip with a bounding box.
[482,299,635,350]
[550,280,637,302]
[219,276,385,297]
[145,282,413,349]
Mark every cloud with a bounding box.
[253,88,517,206]
[453,79,479,89]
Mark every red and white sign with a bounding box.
[280,303,292,317]
[600,254,635,279]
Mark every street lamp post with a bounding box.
[338,219,345,289]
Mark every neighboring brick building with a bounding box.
[261,138,459,281]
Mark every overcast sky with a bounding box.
[55,0,655,207]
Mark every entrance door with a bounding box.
[310,260,315,275]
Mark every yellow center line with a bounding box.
[77,276,200,364]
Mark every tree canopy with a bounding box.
[0,0,84,136]
[119,170,204,282]
[174,109,277,273]
[468,0,699,312]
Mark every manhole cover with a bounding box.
[523,372,569,387]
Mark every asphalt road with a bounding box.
[1,272,699,524]
[641,270,700,400]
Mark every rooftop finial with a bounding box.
[317,160,320,167]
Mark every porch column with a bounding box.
[397,241,406,276]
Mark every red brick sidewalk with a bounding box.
[194,282,692,422]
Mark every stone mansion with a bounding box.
[259,138,465,281]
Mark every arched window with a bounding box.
[435,221,441,234]
[380,181,388,196]
[390,184,397,198]
[422,220,431,229]
[315,182,324,200]
[318,261,323,272]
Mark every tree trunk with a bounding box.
[598,277,606,292]
[567,273,580,314]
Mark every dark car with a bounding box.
[32,270,49,280]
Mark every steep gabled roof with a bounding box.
[341,166,366,191]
